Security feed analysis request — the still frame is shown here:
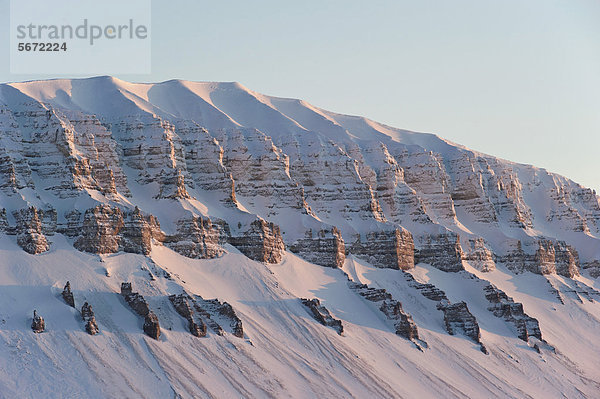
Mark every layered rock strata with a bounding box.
[437,301,486,353]
[289,228,345,268]
[415,233,464,272]
[12,207,49,254]
[74,205,162,255]
[404,272,485,352]
[482,284,542,342]
[228,219,285,264]
[120,282,160,339]
[164,216,224,259]
[81,302,99,335]
[31,310,45,333]
[499,239,579,277]
[62,281,75,308]
[169,293,207,337]
[300,298,344,335]
[349,228,414,270]
[349,281,420,343]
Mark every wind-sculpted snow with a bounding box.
[1,77,600,397]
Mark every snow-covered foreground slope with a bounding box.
[1,76,600,397]
[1,236,599,398]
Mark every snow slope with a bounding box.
[1,236,599,398]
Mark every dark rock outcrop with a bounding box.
[300,298,344,335]
[62,281,75,308]
[349,282,420,343]
[289,228,346,268]
[0,208,8,232]
[168,293,207,337]
[202,298,244,338]
[462,238,496,272]
[12,207,49,254]
[404,272,486,352]
[582,260,600,278]
[120,282,160,339]
[189,298,223,336]
[499,239,580,277]
[229,219,285,264]
[415,233,464,272]
[379,300,419,340]
[81,302,99,335]
[164,216,224,259]
[437,301,486,353]
[483,284,542,342]
[403,272,448,302]
[31,310,45,333]
[349,228,414,270]
[74,205,162,255]
[143,312,161,340]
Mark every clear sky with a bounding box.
[1,0,599,191]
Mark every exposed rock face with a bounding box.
[216,127,312,217]
[395,149,457,222]
[31,310,45,333]
[483,284,542,342]
[121,284,150,316]
[349,228,414,270]
[164,216,224,259]
[229,219,285,264]
[176,123,237,203]
[62,281,75,308]
[12,207,49,254]
[349,282,420,342]
[143,312,161,340]
[553,242,580,278]
[203,298,244,338]
[189,297,223,336]
[123,292,151,317]
[289,228,345,268]
[81,302,99,335]
[582,261,600,278]
[463,238,496,272]
[284,138,386,225]
[111,116,191,200]
[415,233,464,272]
[120,282,160,339]
[379,300,419,340]
[354,141,432,227]
[437,301,486,353]
[2,77,600,292]
[405,272,486,352]
[403,272,448,302]
[0,208,8,232]
[499,239,580,277]
[300,298,344,335]
[169,293,207,337]
[74,205,161,255]
[120,282,133,296]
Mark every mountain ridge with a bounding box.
[0,76,599,398]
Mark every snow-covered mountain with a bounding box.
[0,76,599,398]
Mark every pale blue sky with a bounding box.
[1,0,599,191]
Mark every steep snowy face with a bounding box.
[2,77,600,398]
[2,76,600,275]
